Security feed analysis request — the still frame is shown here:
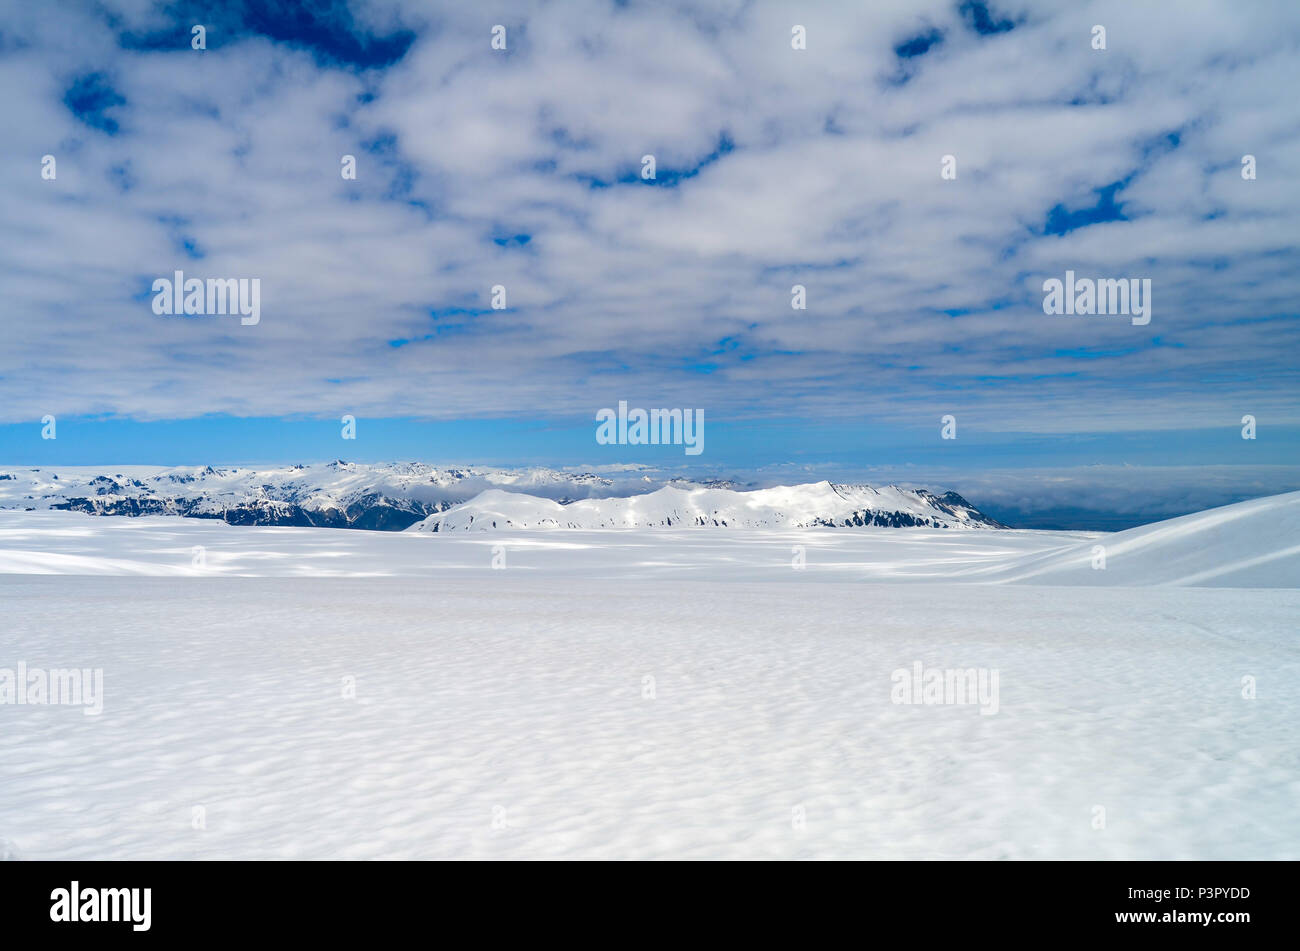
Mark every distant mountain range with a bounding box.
[0,463,1004,531]
[409,482,1003,531]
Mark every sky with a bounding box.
[1,0,1298,527]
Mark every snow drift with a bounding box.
[985,489,1300,587]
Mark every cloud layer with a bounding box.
[1,0,1298,438]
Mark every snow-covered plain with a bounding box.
[1,493,1297,859]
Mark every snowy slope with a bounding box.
[409,482,1004,531]
[984,490,1300,587]
[0,509,1071,579]
[3,491,1294,587]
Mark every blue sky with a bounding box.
[1,0,1298,527]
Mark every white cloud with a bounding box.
[0,0,1296,435]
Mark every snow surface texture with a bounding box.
[0,492,1296,859]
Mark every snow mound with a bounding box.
[986,490,1300,587]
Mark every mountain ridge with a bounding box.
[0,464,1004,531]
[409,480,1005,531]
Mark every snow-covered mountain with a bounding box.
[0,462,618,530]
[0,464,1003,531]
[408,482,1005,531]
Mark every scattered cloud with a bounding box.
[0,0,1296,444]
